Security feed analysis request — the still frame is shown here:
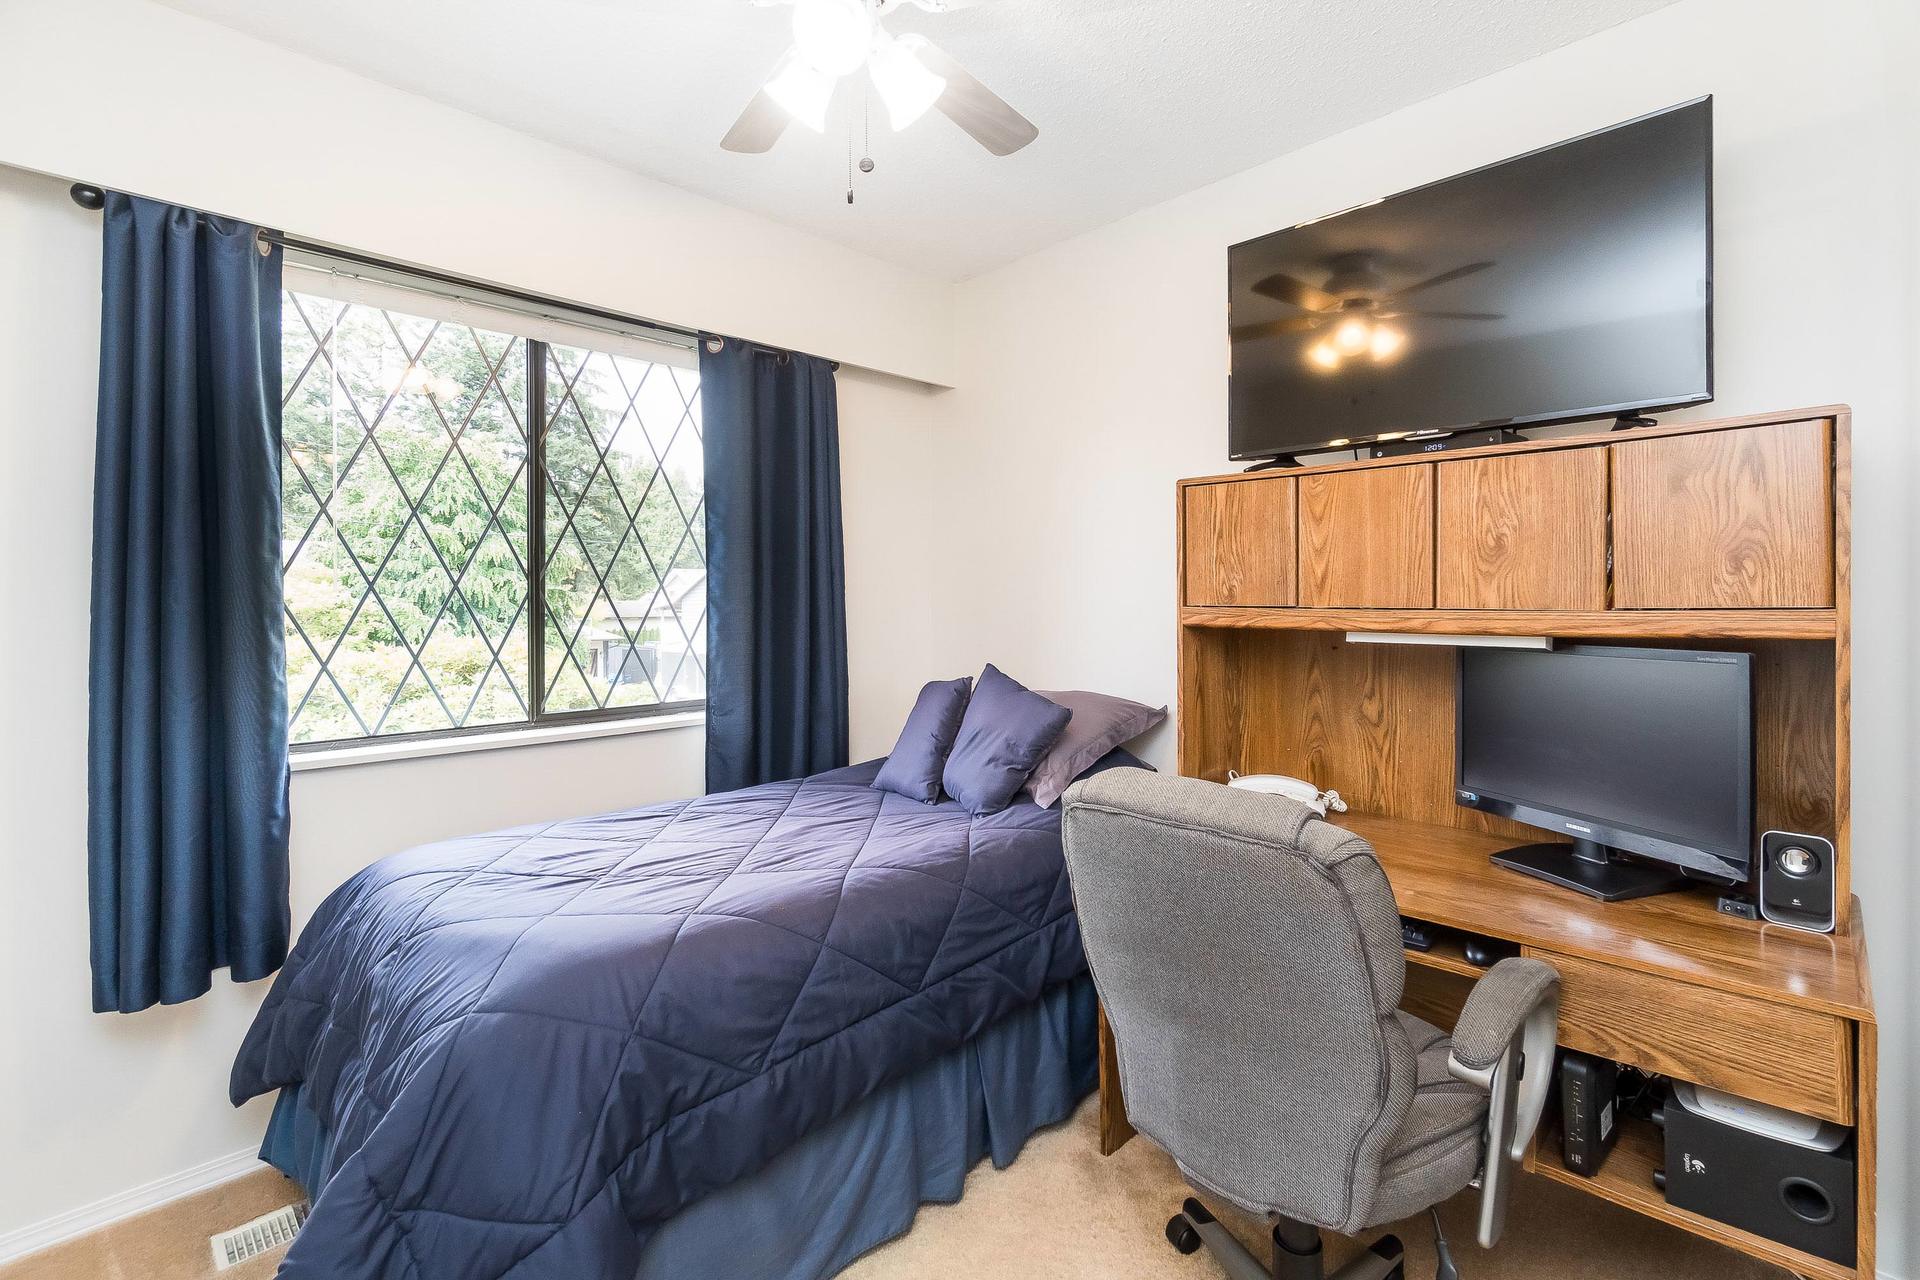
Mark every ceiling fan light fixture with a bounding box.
[1333,315,1372,357]
[1307,340,1341,372]
[1368,324,1406,362]
[792,0,873,77]
[765,51,837,131]
[869,33,945,130]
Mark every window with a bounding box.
[280,283,705,746]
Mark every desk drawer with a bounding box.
[1532,950,1853,1124]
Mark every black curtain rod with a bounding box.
[67,181,842,370]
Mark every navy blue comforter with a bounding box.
[230,761,1084,1278]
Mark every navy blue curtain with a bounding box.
[699,338,848,792]
[89,194,289,1014]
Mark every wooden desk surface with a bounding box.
[1332,813,1874,1022]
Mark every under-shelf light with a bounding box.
[1344,632,1554,650]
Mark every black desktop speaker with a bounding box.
[1758,831,1837,933]
[1660,1084,1856,1266]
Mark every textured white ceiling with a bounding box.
[154,0,1680,280]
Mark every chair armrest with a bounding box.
[1447,957,1560,1075]
[1446,957,1561,1249]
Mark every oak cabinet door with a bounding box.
[1298,465,1435,608]
[1612,421,1834,608]
[1182,478,1296,607]
[1437,448,1608,610]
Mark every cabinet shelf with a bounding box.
[1179,606,1838,641]
[1528,1115,1857,1280]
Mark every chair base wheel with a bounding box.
[1369,1232,1405,1279]
[1166,1213,1203,1255]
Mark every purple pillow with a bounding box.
[941,665,1073,815]
[1021,690,1168,808]
[872,676,973,803]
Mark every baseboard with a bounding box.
[0,1146,264,1264]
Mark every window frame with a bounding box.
[282,276,707,754]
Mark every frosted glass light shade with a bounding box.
[869,34,946,130]
[766,52,836,132]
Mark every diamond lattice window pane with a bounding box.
[541,346,705,712]
[281,290,531,744]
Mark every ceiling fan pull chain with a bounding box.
[860,83,875,175]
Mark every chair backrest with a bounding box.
[1062,769,1416,1232]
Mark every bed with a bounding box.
[231,756,1124,1279]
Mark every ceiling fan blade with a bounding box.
[1385,261,1494,300]
[1392,309,1505,321]
[1251,273,1339,312]
[1231,316,1327,342]
[721,85,792,153]
[909,39,1038,156]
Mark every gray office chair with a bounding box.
[1061,770,1559,1280]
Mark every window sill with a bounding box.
[289,711,705,774]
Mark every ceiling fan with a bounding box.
[1234,253,1502,370]
[721,0,1038,158]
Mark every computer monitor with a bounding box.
[1454,644,1752,901]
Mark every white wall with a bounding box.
[0,0,953,388]
[0,27,942,1244]
[936,1,1918,1274]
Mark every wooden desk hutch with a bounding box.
[1095,406,1876,1278]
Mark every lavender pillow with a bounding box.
[1021,690,1168,808]
[872,676,973,803]
[941,665,1073,815]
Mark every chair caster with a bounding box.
[1369,1232,1405,1279]
[1166,1212,1203,1255]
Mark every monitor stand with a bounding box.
[1491,839,1689,902]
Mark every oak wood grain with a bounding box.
[1208,631,1529,837]
[1095,1004,1134,1155]
[1540,949,1852,1122]
[1337,812,1872,1019]
[1176,403,1849,487]
[1436,447,1608,610]
[1752,640,1838,841]
[1400,964,1473,1031]
[1613,418,1835,608]
[1182,477,1296,606]
[1298,465,1435,608]
[1179,606,1839,640]
[1856,1015,1876,1275]
[1832,412,1853,914]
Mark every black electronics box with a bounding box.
[1368,428,1523,459]
[1557,1051,1621,1177]
[1661,1084,1856,1266]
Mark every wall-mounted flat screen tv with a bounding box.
[1228,98,1712,462]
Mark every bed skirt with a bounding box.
[260,973,1098,1280]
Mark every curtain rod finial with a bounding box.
[70,183,106,210]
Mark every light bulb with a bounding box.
[792,0,872,77]
[1333,315,1371,356]
[1307,340,1341,371]
[869,33,945,131]
[765,51,836,132]
[1368,324,1405,362]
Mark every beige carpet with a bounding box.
[1,1168,303,1280]
[5,1098,1787,1279]
[843,1099,1787,1280]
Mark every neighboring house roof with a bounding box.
[584,568,704,643]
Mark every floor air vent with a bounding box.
[210,1202,307,1271]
